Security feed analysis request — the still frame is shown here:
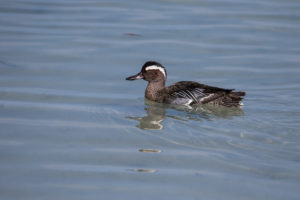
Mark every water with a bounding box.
[1,0,300,199]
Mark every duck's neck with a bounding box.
[145,80,165,102]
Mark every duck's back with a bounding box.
[164,81,245,107]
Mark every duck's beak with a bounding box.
[126,72,144,81]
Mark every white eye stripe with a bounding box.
[145,65,166,77]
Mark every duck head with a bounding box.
[126,61,167,82]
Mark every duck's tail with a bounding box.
[231,91,246,97]
[223,91,246,107]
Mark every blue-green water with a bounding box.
[1,0,300,199]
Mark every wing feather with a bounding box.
[165,81,230,105]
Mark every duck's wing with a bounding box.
[165,81,232,105]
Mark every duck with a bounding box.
[126,61,246,107]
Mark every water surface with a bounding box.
[1,0,300,200]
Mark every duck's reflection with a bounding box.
[126,168,158,173]
[127,100,166,130]
[127,99,245,130]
